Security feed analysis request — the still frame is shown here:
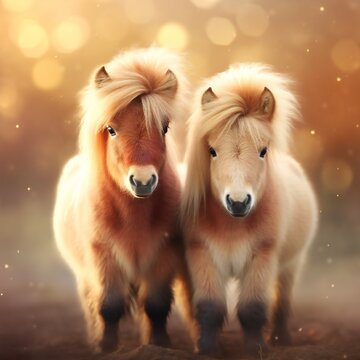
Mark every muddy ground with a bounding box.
[1,255,360,360]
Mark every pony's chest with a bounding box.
[205,233,252,278]
[95,188,178,279]
[110,222,169,279]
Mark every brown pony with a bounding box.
[53,48,193,352]
[182,64,318,356]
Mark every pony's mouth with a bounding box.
[133,192,152,199]
[226,207,251,218]
[131,186,157,199]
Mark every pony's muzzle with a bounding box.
[226,194,252,217]
[129,174,157,198]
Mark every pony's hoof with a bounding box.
[100,335,119,353]
[243,338,269,357]
[270,330,292,346]
[196,338,221,357]
[149,332,171,348]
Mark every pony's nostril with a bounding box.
[129,175,135,186]
[244,194,252,206]
[226,194,233,205]
[147,174,157,187]
[129,175,140,187]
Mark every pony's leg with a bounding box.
[270,261,298,346]
[237,244,277,356]
[87,246,127,353]
[79,274,126,353]
[138,245,176,347]
[139,280,173,346]
[98,283,126,352]
[186,241,226,356]
[77,279,102,350]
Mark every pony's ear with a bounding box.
[257,87,275,120]
[201,87,217,106]
[164,69,178,96]
[94,66,110,88]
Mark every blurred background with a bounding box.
[0,0,359,358]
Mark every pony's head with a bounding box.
[182,64,299,220]
[79,48,188,198]
[103,94,169,198]
[204,87,274,217]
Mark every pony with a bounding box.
[53,48,194,353]
[181,63,318,356]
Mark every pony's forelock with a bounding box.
[182,63,299,221]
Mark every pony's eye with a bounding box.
[107,126,116,136]
[162,121,169,135]
[259,147,268,158]
[209,146,217,158]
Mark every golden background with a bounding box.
[0,0,359,356]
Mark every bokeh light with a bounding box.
[288,30,311,47]
[190,0,220,9]
[321,158,353,193]
[52,16,90,54]
[206,17,236,46]
[1,0,32,12]
[236,3,269,37]
[293,128,323,168]
[10,19,49,58]
[123,0,154,24]
[94,10,129,43]
[331,39,360,73]
[156,22,188,51]
[32,58,65,90]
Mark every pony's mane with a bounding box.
[79,47,189,172]
[182,63,300,220]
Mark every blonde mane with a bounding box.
[79,48,189,174]
[182,63,300,220]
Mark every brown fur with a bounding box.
[53,48,194,352]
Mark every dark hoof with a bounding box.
[149,331,171,348]
[244,337,269,357]
[197,336,220,357]
[100,335,118,353]
[270,330,292,346]
[100,324,119,353]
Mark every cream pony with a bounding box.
[182,64,318,356]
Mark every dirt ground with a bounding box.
[1,298,360,360]
[1,257,360,360]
